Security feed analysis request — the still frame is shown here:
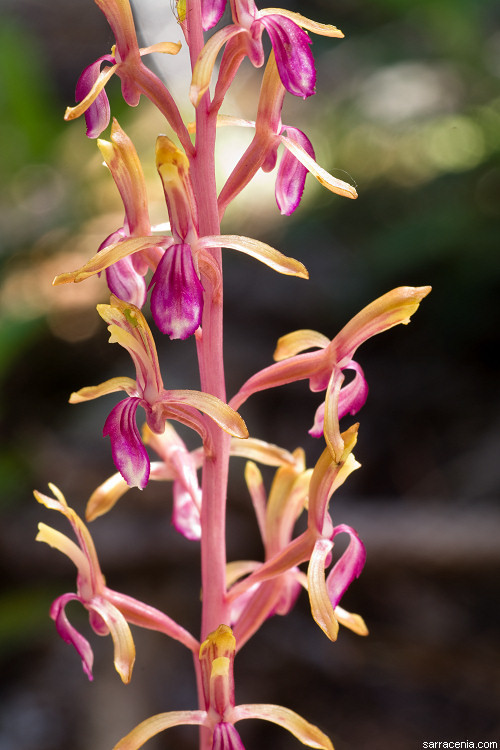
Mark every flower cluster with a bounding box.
[35,1,431,749]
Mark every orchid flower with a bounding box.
[35,484,136,682]
[66,0,182,139]
[231,286,432,462]
[216,52,357,218]
[96,118,170,307]
[54,138,309,337]
[112,624,334,750]
[190,0,344,105]
[36,484,199,676]
[226,450,311,648]
[69,295,248,489]
[226,430,367,645]
[86,422,300,537]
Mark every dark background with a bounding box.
[0,0,499,748]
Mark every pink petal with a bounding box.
[326,524,366,608]
[213,723,246,750]
[50,593,94,680]
[75,55,114,138]
[103,398,150,489]
[276,127,315,215]
[202,0,227,30]
[172,480,202,541]
[150,243,204,339]
[106,256,147,308]
[261,15,315,98]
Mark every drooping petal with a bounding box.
[150,244,204,339]
[86,472,130,521]
[260,15,315,98]
[49,592,95,680]
[333,604,368,636]
[276,127,315,214]
[67,59,118,134]
[306,538,339,641]
[74,55,115,137]
[230,437,297,468]
[202,0,227,30]
[199,235,308,278]
[103,398,150,489]
[281,134,357,199]
[233,702,334,750]
[326,524,366,609]
[90,597,136,683]
[112,710,207,750]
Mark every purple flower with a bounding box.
[191,1,344,105]
[70,296,248,489]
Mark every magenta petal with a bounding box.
[150,243,203,340]
[261,15,316,98]
[276,127,315,215]
[338,361,368,419]
[172,480,201,541]
[202,0,227,30]
[326,524,366,608]
[50,593,94,680]
[103,398,150,489]
[106,256,147,308]
[75,55,114,138]
[213,723,246,750]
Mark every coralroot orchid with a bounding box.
[35,2,431,749]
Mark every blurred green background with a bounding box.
[0,0,499,749]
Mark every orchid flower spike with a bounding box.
[35,484,136,682]
[69,295,248,489]
[113,624,334,750]
[190,0,344,105]
[66,0,182,138]
[231,286,431,462]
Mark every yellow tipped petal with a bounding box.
[139,40,182,56]
[307,539,339,641]
[334,605,369,636]
[274,329,330,361]
[281,135,357,199]
[200,235,308,279]
[94,600,136,683]
[234,703,334,750]
[86,472,131,522]
[169,390,249,439]
[53,236,164,285]
[259,8,344,38]
[64,64,118,121]
[113,711,207,750]
[36,522,88,573]
[230,437,297,467]
[69,377,137,403]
